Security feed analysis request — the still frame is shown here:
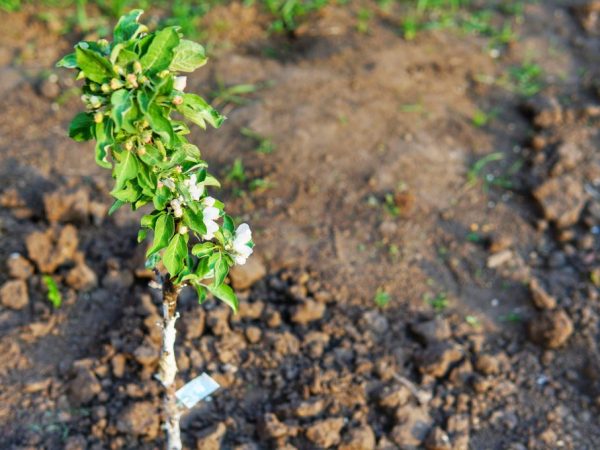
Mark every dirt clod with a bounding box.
[339,424,376,450]
[116,401,160,438]
[528,309,574,348]
[305,417,345,448]
[25,225,79,273]
[43,186,90,224]
[424,426,452,450]
[417,342,463,378]
[411,318,451,344]
[291,299,326,325]
[195,422,226,450]
[229,256,266,290]
[67,366,102,406]
[7,253,34,279]
[392,404,432,448]
[66,261,97,292]
[529,278,557,310]
[0,279,28,309]
[533,175,588,228]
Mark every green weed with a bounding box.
[42,275,62,308]
[241,127,275,154]
[374,288,391,308]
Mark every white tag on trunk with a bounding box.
[176,373,220,409]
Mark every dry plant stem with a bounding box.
[159,279,183,450]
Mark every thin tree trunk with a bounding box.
[158,279,182,450]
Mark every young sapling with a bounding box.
[57,10,254,449]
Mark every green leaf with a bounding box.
[111,89,133,132]
[169,40,207,72]
[223,215,235,234]
[75,46,114,83]
[113,9,145,43]
[192,242,216,258]
[145,104,174,144]
[137,229,147,243]
[214,254,228,287]
[94,120,112,169]
[140,27,180,74]
[147,213,174,257]
[56,52,77,69]
[209,282,238,312]
[68,112,95,141]
[42,275,62,308]
[183,209,207,235]
[153,185,171,210]
[108,199,124,215]
[113,150,138,189]
[163,233,188,276]
[111,180,141,203]
[177,93,225,129]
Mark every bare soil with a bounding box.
[0,2,599,449]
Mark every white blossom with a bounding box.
[231,223,253,265]
[173,76,187,92]
[183,174,204,201]
[170,197,183,218]
[202,197,220,240]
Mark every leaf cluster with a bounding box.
[57,10,252,311]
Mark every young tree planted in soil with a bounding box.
[57,10,254,449]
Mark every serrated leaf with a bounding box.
[140,27,180,74]
[137,229,148,243]
[192,242,216,258]
[145,104,174,144]
[169,40,207,72]
[153,185,171,210]
[56,52,77,69]
[68,112,95,141]
[177,93,225,129]
[163,233,188,276]
[213,254,228,287]
[209,282,238,312]
[111,89,133,132]
[75,46,114,83]
[111,180,141,203]
[93,120,112,169]
[147,213,174,257]
[183,209,207,235]
[113,150,138,189]
[113,9,145,43]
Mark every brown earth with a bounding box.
[0,1,599,449]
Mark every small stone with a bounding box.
[64,435,87,450]
[245,326,262,343]
[111,354,126,378]
[424,427,452,450]
[293,398,325,418]
[133,342,159,366]
[529,278,557,310]
[38,76,60,100]
[291,299,326,325]
[339,425,376,450]
[101,269,134,290]
[305,418,345,448]
[195,422,226,450]
[417,342,463,378]
[229,256,266,290]
[207,307,231,335]
[260,413,289,439]
[67,367,101,406]
[528,309,574,348]
[362,310,389,334]
[533,175,588,228]
[391,405,432,447]
[117,401,160,438]
[65,262,97,292]
[238,300,265,320]
[378,385,411,409]
[7,254,34,279]
[0,279,28,310]
[411,318,451,344]
[474,354,502,376]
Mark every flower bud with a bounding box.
[173,76,187,91]
[141,130,153,143]
[94,112,104,124]
[175,166,182,173]
[137,146,146,156]
[113,65,124,75]
[110,78,123,90]
[178,225,189,235]
[157,181,164,188]
[126,73,138,88]
[124,141,134,151]
[137,75,148,85]
[101,83,111,93]
[158,69,170,78]
[89,83,99,92]
[89,95,102,109]
[140,119,149,129]
[133,61,143,74]
[172,95,183,106]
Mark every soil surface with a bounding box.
[0,1,599,449]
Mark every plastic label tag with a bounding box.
[176,373,220,409]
